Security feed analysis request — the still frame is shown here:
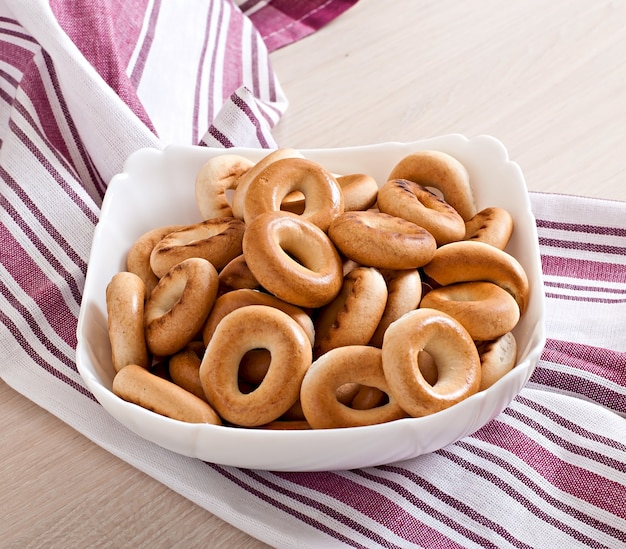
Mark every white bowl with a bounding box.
[76,135,546,472]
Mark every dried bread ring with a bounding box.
[113,364,221,424]
[377,179,466,245]
[337,173,379,211]
[217,254,259,294]
[422,240,530,314]
[169,341,207,401]
[199,305,312,427]
[419,281,520,341]
[243,157,344,232]
[477,332,518,390]
[106,271,150,372]
[145,257,218,356]
[464,206,514,250]
[328,210,437,270]
[126,224,184,296]
[243,211,343,308]
[150,217,245,278]
[300,345,407,429]
[313,266,388,357]
[195,154,254,219]
[387,150,476,220]
[382,308,481,417]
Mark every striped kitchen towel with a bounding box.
[1,1,624,548]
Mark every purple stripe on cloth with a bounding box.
[544,292,626,304]
[539,236,626,257]
[536,218,626,237]
[232,88,271,147]
[544,280,626,294]
[129,0,161,87]
[273,470,465,548]
[541,255,626,282]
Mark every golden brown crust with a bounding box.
[464,207,514,249]
[477,332,518,391]
[336,173,379,211]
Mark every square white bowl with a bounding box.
[76,134,546,471]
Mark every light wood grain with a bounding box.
[2,2,625,548]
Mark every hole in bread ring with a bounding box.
[199,305,312,427]
[106,271,150,372]
[328,210,437,270]
[377,179,466,245]
[150,217,245,278]
[382,308,481,417]
[387,150,476,220]
[145,257,219,357]
[301,345,407,429]
[243,211,343,308]
[464,207,514,250]
[243,157,344,232]
[419,281,520,341]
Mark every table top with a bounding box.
[2,1,624,547]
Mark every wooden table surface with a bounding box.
[2,1,624,547]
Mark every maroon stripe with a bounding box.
[0,304,95,402]
[453,438,626,544]
[129,0,162,87]
[545,292,626,304]
[541,255,626,282]
[0,24,39,45]
[222,3,244,100]
[537,218,626,237]
[356,467,527,549]
[273,470,464,548]
[201,124,233,148]
[232,89,270,147]
[540,338,626,388]
[539,236,626,257]
[473,420,626,519]
[544,280,626,294]
[208,465,372,548]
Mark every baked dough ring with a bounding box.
[106,271,150,372]
[145,258,218,357]
[202,288,315,347]
[231,148,304,219]
[419,281,520,341]
[113,364,221,424]
[243,211,343,308]
[168,341,207,401]
[150,217,245,278]
[199,305,312,427]
[328,210,437,270]
[242,157,344,232]
[313,266,388,357]
[464,207,514,250]
[477,332,518,390]
[377,179,466,245]
[126,224,184,296]
[369,268,423,348]
[382,308,481,417]
[300,345,407,429]
[195,154,254,219]
[421,240,530,314]
[337,173,379,211]
[387,150,476,220]
[217,254,259,294]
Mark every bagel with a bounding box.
[199,305,312,427]
[194,154,254,219]
[144,257,218,357]
[300,345,407,429]
[382,308,481,417]
[106,271,150,372]
[419,281,520,341]
[150,217,245,278]
[217,254,260,294]
[328,210,437,270]
[421,240,530,314]
[477,332,518,390]
[168,341,207,401]
[387,150,476,220]
[242,211,343,308]
[464,207,514,250]
[242,157,344,232]
[337,173,379,211]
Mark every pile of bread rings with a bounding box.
[106,147,530,430]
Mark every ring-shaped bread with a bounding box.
[194,154,254,219]
[387,150,476,220]
[419,281,520,341]
[300,345,407,429]
[477,332,518,391]
[106,271,150,372]
[144,257,219,356]
[382,308,481,417]
[168,341,207,401]
[313,266,388,357]
[199,305,312,427]
[242,157,344,232]
[150,217,245,278]
[377,179,466,245]
[328,210,437,270]
[421,240,530,314]
[464,206,514,250]
[242,211,344,308]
